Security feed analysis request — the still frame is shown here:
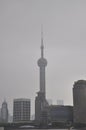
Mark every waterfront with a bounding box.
[4,129,86,130]
[2,128,86,130]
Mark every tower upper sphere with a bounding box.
[38,57,47,67]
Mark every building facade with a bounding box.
[39,105,73,126]
[13,98,30,122]
[1,100,8,123]
[73,80,86,124]
[47,105,73,123]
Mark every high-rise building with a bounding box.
[73,80,86,124]
[35,30,48,122]
[13,98,30,122]
[1,100,8,123]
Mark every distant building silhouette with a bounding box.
[13,98,30,122]
[47,99,53,105]
[73,80,86,124]
[57,100,64,105]
[35,30,48,123]
[1,100,8,123]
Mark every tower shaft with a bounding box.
[40,66,46,94]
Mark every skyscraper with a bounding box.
[1,100,8,123]
[13,98,30,122]
[73,80,86,124]
[35,30,48,122]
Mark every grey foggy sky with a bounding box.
[0,0,86,115]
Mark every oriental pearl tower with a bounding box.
[37,30,47,97]
[35,29,48,122]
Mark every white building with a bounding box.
[13,98,30,122]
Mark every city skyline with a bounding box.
[0,0,86,115]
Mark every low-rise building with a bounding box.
[41,105,73,125]
[13,98,30,122]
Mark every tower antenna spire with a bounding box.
[41,25,44,58]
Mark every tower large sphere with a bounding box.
[38,58,47,67]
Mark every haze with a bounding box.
[0,0,86,115]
